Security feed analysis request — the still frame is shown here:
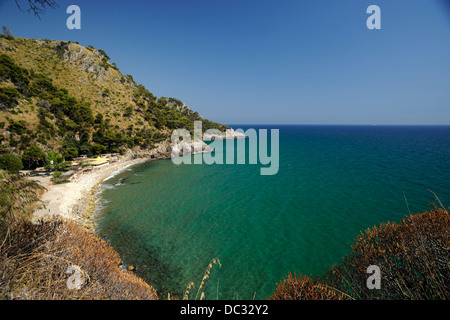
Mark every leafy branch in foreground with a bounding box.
[14,0,58,19]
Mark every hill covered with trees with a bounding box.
[0,34,227,169]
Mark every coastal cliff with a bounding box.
[0,35,229,163]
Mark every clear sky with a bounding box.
[1,0,449,124]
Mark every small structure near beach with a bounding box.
[71,157,111,169]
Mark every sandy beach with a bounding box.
[31,156,149,227]
[29,134,238,227]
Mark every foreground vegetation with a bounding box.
[1,167,448,300]
[270,206,449,300]
[0,171,157,299]
[1,34,448,301]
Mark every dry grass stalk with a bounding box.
[183,281,195,300]
[178,257,222,300]
[194,257,221,300]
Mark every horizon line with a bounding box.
[226,123,450,126]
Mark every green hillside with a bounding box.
[0,34,226,168]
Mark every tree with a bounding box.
[98,49,110,61]
[14,0,58,19]
[45,150,64,170]
[94,113,103,124]
[79,143,92,157]
[22,145,46,169]
[61,146,78,160]
[0,87,20,110]
[91,144,107,155]
[0,153,23,173]
[123,106,133,117]
[2,26,13,38]
[154,109,167,129]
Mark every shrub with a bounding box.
[270,272,346,300]
[29,76,57,97]
[91,143,107,155]
[0,218,157,300]
[0,54,30,90]
[269,208,450,300]
[0,87,20,109]
[94,113,103,124]
[0,171,41,221]
[7,118,27,135]
[61,146,78,160]
[45,151,64,170]
[101,57,109,70]
[0,170,157,300]
[0,153,24,173]
[326,208,450,300]
[51,171,62,180]
[98,49,110,60]
[125,74,136,85]
[22,145,46,169]
[123,106,133,117]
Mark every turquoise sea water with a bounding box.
[96,125,450,300]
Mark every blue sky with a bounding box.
[1,0,449,124]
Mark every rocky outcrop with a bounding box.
[143,129,246,159]
[203,128,247,140]
[56,43,109,82]
[132,138,211,159]
[166,98,203,119]
[171,138,212,156]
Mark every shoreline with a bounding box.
[31,155,151,228]
[84,157,153,229]
[30,130,242,227]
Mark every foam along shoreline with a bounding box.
[31,129,245,228]
[31,155,149,227]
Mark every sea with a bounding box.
[95,125,450,300]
